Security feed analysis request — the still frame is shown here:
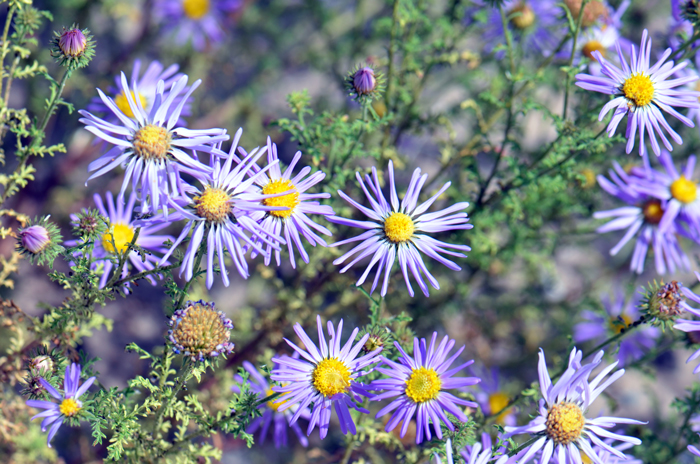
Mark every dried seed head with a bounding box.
[169,300,235,361]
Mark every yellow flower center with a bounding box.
[609,313,633,334]
[183,0,210,19]
[488,392,511,424]
[312,358,352,398]
[59,398,81,417]
[671,176,698,204]
[102,223,135,254]
[114,91,148,119]
[194,187,231,223]
[582,40,606,59]
[581,453,593,464]
[642,200,664,224]
[622,73,654,108]
[545,402,585,445]
[132,124,171,161]
[509,3,535,29]
[383,212,415,243]
[266,388,288,412]
[405,367,442,403]
[261,179,299,218]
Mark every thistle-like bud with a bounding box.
[169,301,235,362]
[50,25,95,70]
[639,280,685,330]
[346,64,385,103]
[71,209,106,241]
[685,0,700,24]
[16,217,63,267]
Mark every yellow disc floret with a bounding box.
[642,200,664,224]
[384,212,415,243]
[59,398,81,417]
[312,358,352,398]
[115,91,148,119]
[545,402,585,445]
[262,179,299,218]
[489,392,511,424]
[194,187,231,223]
[622,73,654,108]
[405,367,442,404]
[266,388,288,412]
[671,176,698,204]
[183,0,210,19]
[133,125,171,161]
[102,223,135,254]
[609,313,633,334]
[582,40,606,59]
[508,3,535,29]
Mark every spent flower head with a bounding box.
[168,300,235,362]
[50,25,95,69]
[16,216,63,267]
[638,280,685,329]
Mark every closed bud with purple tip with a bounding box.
[50,24,95,70]
[346,63,385,103]
[16,216,63,268]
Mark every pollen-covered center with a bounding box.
[545,402,585,445]
[115,91,148,119]
[405,367,442,403]
[59,398,81,417]
[671,176,698,203]
[312,358,351,398]
[642,199,664,224]
[102,223,135,254]
[508,3,535,29]
[582,40,605,59]
[261,179,299,218]
[622,73,654,108]
[183,0,210,19]
[195,187,231,223]
[384,212,415,243]
[609,313,633,334]
[489,392,511,423]
[132,124,171,161]
[266,388,288,412]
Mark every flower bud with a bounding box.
[16,217,63,267]
[18,225,50,254]
[169,300,235,362]
[59,28,87,57]
[353,67,376,96]
[640,280,685,330]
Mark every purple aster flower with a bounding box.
[676,54,700,131]
[552,436,642,463]
[25,363,96,447]
[240,137,334,268]
[79,73,228,215]
[87,59,190,123]
[673,272,700,373]
[471,366,516,426]
[470,1,567,58]
[144,129,286,288]
[232,359,310,448]
[270,315,382,439]
[328,161,472,297]
[594,161,692,274]
[153,0,242,51]
[64,192,174,290]
[668,0,698,52]
[505,347,643,464]
[574,290,660,366]
[575,29,700,157]
[371,333,480,444]
[632,149,700,238]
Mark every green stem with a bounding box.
[104,227,142,288]
[153,359,192,437]
[383,0,400,111]
[0,6,15,98]
[562,0,588,120]
[111,261,182,288]
[673,31,700,63]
